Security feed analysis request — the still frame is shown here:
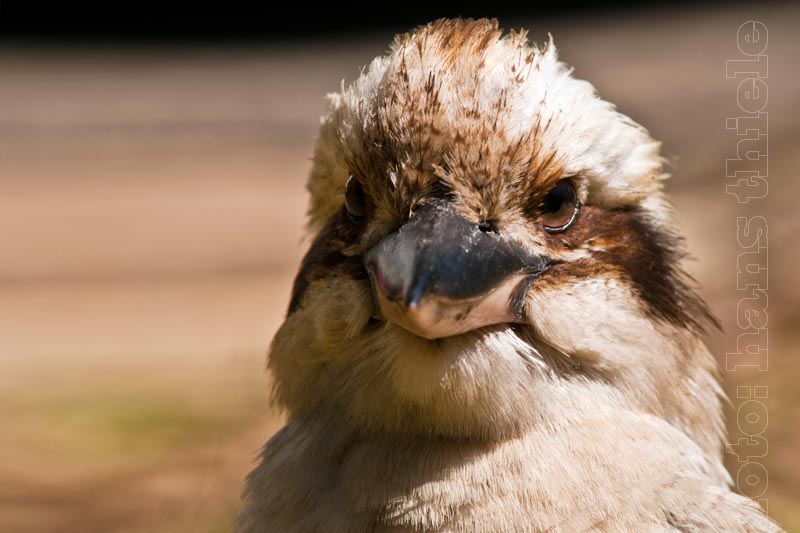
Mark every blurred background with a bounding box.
[1,2,798,532]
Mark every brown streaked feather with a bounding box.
[536,205,718,333]
[288,211,368,314]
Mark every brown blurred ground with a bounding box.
[1,4,799,532]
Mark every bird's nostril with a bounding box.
[478,219,495,233]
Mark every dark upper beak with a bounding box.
[364,200,549,339]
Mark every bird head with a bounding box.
[270,19,722,452]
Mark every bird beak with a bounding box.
[364,200,549,339]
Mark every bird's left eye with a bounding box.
[344,175,366,220]
[540,179,579,233]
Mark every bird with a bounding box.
[237,18,783,533]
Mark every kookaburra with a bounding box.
[238,19,782,532]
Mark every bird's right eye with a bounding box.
[540,179,579,233]
[344,175,366,220]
